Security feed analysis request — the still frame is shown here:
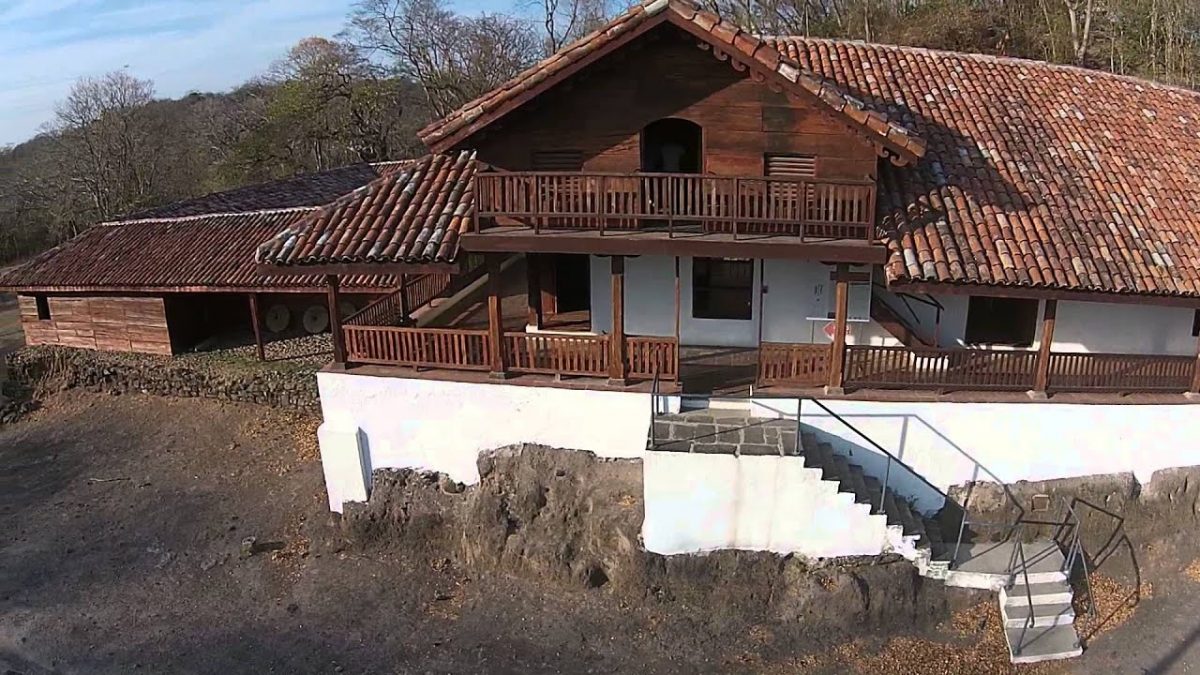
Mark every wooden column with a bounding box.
[609,255,627,384]
[1033,299,1058,395]
[826,264,849,393]
[486,254,507,378]
[248,293,265,362]
[326,275,347,368]
[526,254,543,329]
[1191,312,1200,395]
[399,273,411,325]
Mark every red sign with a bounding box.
[823,321,849,340]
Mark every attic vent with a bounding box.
[532,149,584,171]
[765,153,817,178]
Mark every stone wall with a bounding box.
[4,345,320,413]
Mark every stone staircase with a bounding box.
[648,408,1083,664]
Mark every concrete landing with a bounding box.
[944,540,1066,590]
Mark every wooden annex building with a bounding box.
[0,164,414,356]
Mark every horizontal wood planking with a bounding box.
[18,295,171,355]
[469,29,875,181]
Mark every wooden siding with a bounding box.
[19,295,172,355]
[465,26,876,181]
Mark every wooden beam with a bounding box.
[486,254,507,377]
[460,230,887,264]
[526,254,543,329]
[248,293,265,362]
[326,275,347,366]
[609,255,627,384]
[826,264,850,392]
[1033,299,1057,394]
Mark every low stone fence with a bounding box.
[3,345,320,413]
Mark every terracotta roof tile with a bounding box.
[257,152,474,267]
[0,211,398,292]
[772,36,1200,298]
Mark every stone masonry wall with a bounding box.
[3,345,320,413]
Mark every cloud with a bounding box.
[0,0,354,145]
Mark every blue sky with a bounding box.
[0,0,511,146]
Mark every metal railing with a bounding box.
[1064,499,1098,620]
[1007,522,1037,652]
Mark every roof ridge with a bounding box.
[98,206,319,227]
[771,35,1200,102]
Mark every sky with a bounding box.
[0,0,510,146]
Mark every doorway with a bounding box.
[641,118,702,173]
[553,253,591,313]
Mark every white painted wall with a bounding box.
[317,372,653,511]
[746,397,1200,515]
[1051,300,1196,355]
[642,450,891,557]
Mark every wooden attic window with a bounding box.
[532,149,584,171]
[764,153,817,178]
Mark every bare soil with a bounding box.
[0,391,1192,674]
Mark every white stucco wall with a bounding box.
[642,450,891,557]
[746,397,1200,515]
[316,372,653,511]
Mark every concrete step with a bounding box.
[1002,601,1076,628]
[845,464,871,504]
[1004,624,1082,664]
[1002,579,1074,606]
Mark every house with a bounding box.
[0,163,440,356]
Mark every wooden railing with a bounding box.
[844,345,1039,391]
[475,171,877,241]
[505,332,610,376]
[344,326,491,370]
[1047,353,1194,392]
[757,342,831,386]
[626,336,679,381]
[344,288,407,327]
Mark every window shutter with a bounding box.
[532,149,584,171]
[765,154,817,178]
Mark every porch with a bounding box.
[324,255,1200,401]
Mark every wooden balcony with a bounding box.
[474,171,877,242]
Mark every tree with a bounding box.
[47,71,161,224]
[346,0,541,117]
[532,0,619,53]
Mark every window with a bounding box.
[35,295,51,321]
[963,296,1038,346]
[1192,310,1200,337]
[693,258,754,320]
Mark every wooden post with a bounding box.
[326,275,347,368]
[526,253,543,329]
[1192,311,1200,396]
[674,256,682,381]
[609,255,627,384]
[248,293,265,362]
[826,264,849,393]
[486,254,507,378]
[399,273,411,325]
[1033,299,1058,396]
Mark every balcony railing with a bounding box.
[475,171,877,241]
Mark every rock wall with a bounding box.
[342,444,977,638]
[4,345,319,413]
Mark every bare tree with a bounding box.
[533,0,619,53]
[346,0,541,117]
[48,71,160,222]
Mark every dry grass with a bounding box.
[239,408,321,474]
[1075,573,1151,642]
[1184,558,1200,583]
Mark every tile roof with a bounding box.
[128,161,410,219]
[0,211,400,292]
[257,151,474,267]
[416,0,924,164]
[771,38,1200,298]
[0,164,405,292]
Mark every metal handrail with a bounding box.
[1065,499,1099,620]
[648,367,661,450]
[1008,526,1036,652]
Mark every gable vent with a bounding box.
[532,149,584,171]
[765,153,817,178]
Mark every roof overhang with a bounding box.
[417,0,925,166]
[890,279,1200,309]
[255,261,461,278]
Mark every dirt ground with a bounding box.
[0,391,1195,674]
